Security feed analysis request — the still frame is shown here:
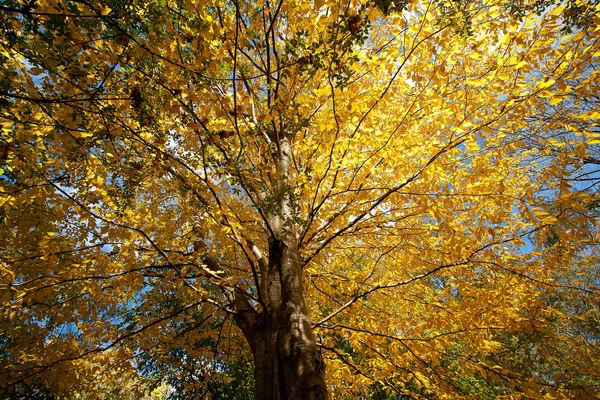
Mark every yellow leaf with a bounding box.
[537,78,556,90]
[488,6,500,18]
[71,131,94,138]
[549,97,563,106]
[548,4,565,16]
[515,61,527,70]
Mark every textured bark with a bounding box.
[196,226,327,398]
[234,137,327,399]
[242,236,327,400]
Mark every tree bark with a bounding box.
[197,219,327,398]
[240,235,327,400]
[233,136,327,399]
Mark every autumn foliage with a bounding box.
[1,0,600,398]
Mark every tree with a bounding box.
[1,0,599,398]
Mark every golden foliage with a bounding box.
[1,0,599,397]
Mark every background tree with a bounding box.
[1,0,599,398]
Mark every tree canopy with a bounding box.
[1,0,600,398]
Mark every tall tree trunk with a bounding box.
[237,235,328,400]
[235,137,327,399]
